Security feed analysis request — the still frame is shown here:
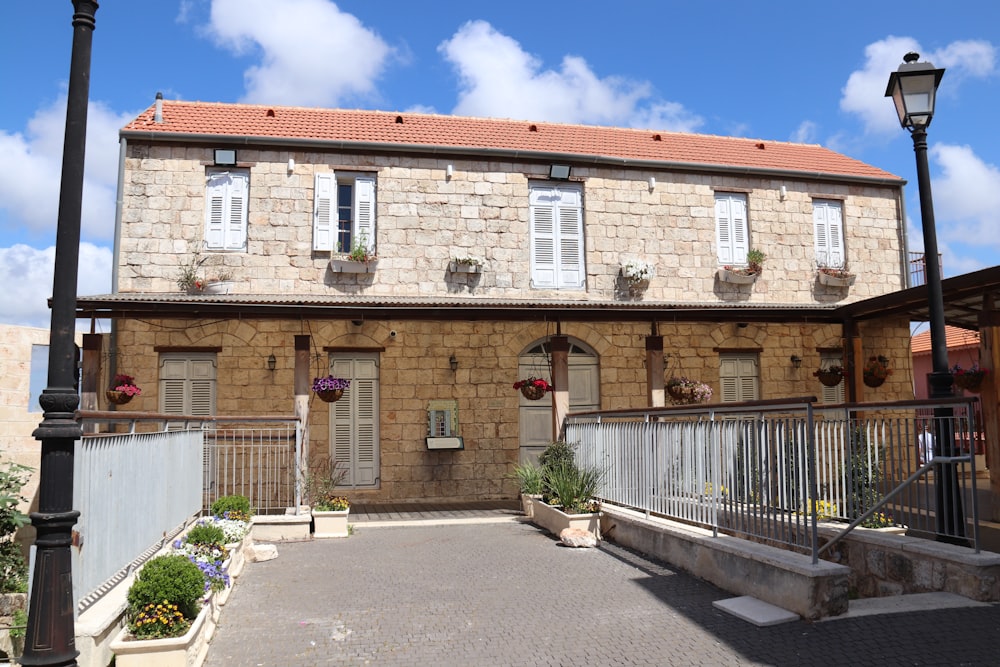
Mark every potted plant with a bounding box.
[449,255,485,273]
[172,521,232,610]
[666,377,713,404]
[507,461,544,518]
[814,365,845,387]
[817,264,856,287]
[312,375,351,402]
[176,253,233,293]
[952,363,989,393]
[513,377,551,401]
[110,554,212,667]
[529,441,604,538]
[330,234,378,273]
[208,495,252,579]
[718,248,765,284]
[306,463,351,538]
[621,258,655,289]
[107,373,141,405]
[863,355,892,388]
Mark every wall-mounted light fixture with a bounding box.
[780,185,787,201]
[287,158,295,173]
[267,354,277,371]
[446,164,454,179]
[214,149,237,166]
[790,355,802,369]
[648,176,656,192]
[449,354,458,372]
[549,164,571,180]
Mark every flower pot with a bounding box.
[717,268,758,285]
[815,371,844,387]
[106,389,133,406]
[817,271,856,287]
[955,373,985,393]
[201,280,234,295]
[863,374,886,388]
[316,389,344,403]
[109,600,213,667]
[312,508,349,538]
[520,384,547,401]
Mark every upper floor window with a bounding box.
[529,183,585,289]
[715,193,749,265]
[813,199,845,268]
[205,169,249,251]
[314,172,376,254]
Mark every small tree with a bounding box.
[0,457,31,594]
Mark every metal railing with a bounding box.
[566,397,980,563]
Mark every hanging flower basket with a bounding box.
[665,377,713,405]
[105,390,133,406]
[813,367,845,388]
[952,364,988,393]
[514,377,551,401]
[107,374,141,406]
[312,376,350,402]
[862,356,891,388]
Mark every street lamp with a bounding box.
[885,52,964,540]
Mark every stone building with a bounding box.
[74,99,916,503]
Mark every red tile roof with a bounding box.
[121,101,901,182]
[911,325,979,354]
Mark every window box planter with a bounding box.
[530,499,601,539]
[448,260,483,274]
[200,280,235,294]
[330,257,378,274]
[717,268,758,284]
[817,271,855,287]
[109,599,214,667]
[312,508,350,538]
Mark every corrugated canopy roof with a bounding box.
[121,101,901,183]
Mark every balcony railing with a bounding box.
[909,251,943,287]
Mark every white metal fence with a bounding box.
[567,396,981,562]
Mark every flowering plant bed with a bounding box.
[514,377,551,400]
[952,364,989,393]
[312,375,350,402]
[666,377,713,404]
[530,498,601,539]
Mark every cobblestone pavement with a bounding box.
[205,520,999,666]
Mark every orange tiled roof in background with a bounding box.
[911,325,980,355]
[121,101,901,182]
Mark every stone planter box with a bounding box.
[520,493,543,519]
[717,268,758,285]
[448,261,482,273]
[530,499,601,538]
[250,508,311,541]
[330,258,378,273]
[312,509,350,538]
[110,599,214,667]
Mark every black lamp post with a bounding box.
[885,52,964,539]
[22,2,99,666]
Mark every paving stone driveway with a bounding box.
[205,520,999,666]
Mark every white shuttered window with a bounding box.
[205,170,249,250]
[720,353,759,402]
[529,183,585,289]
[330,354,380,488]
[313,173,376,253]
[715,193,749,265]
[813,199,845,268]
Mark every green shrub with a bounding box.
[508,461,544,495]
[538,441,577,474]
[127,554,205,622]
[210,495,252,521]
[185,523,226,547]
[0,457,30,594]
[0,541,27,593]
[543,463,604,514]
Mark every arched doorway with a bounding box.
[518,338,600,463]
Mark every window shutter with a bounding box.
[716,194,748,264]
[354,176,376,253]
[826,202,844,267]
[159,355,216,415]
[189,359,217,415]
[814,200,845,267]
[313,173,335,251]
[160,358,189,414]
[205,173,227,249]
[557,187,585,288]
[731,196,749,263]
[227,171,248,250]
[330,356,379,488]
[820,353,845,403]
[720,354,759,402]
[530,188,557,287]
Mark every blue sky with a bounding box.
[1,0,997,329]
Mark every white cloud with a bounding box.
[791,121,818,144]
[439,21,702,132]
[0,243,113,329]
[931,143,1000,248]
[0,96,132,242]
[841,37,997,136]
[206,0,393,106]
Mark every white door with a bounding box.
[330,353,380,488]
[518,340,600,464]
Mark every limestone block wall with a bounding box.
[111,316,913,503]
[117,145,905,304]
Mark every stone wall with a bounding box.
[112,316,914,503]
[118,146,905,303]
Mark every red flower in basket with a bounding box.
[513,377,552,392]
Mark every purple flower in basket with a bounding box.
[311,376,351,392]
